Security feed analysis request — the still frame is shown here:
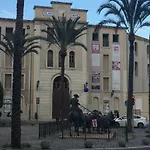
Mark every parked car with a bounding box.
[114,114,148,128]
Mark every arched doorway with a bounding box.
[52,76,70,119]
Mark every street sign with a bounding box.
[36,97,40,104]
[125,99,135,107]
[125,100,128,106]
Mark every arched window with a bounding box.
[93,97,99,110]
[47,50,53,67]
[135,62,138,76]
[58,51,61,67]
[135,42,138,56]
[69,51,75,68]
[114,97,119,111]
[147,64,150,77]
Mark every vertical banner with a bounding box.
[91,43,100,92]
[112,44,120,92]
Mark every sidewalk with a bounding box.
[0,125,149,150]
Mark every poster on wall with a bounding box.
[92,44,100,53]
[92,66,100,91]
[91,43,100,92]
[3,99,12,113]
[112,44,120,92]
[92,54,100,66]
[112,45,120,61]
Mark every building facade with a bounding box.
[0,1,149,121]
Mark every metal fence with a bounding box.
[39,120,128,141]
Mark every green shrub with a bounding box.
[0,82,4,108]
[142,138,149,145]
[40,141,50,149]
[21,142,31,148]
[145,134,150,138]
[118,139,126,147]
[145,128,150,133]
[84,140,93,148]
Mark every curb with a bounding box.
[70,145,150,150]
[71,146,150,150]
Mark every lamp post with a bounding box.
[28,52,32,121]
[148,35,150,129]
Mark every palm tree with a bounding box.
[0,32,41,148]
[97,0,150,132]
[41,15,87,138]
[0,34,41,57]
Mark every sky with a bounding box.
[0,0,149,39]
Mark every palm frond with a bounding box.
[22,49,38,57]
[97,0,150,34]
[139,22,150,28]
[95,19,122,32]
[23,41,39,52]
[0,47,13,58]
[23,36,41,45]
[69,42,87,51]
[0,41,13,57]
[1,34,14,53]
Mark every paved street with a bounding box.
[0,125,150,150]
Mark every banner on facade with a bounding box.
[112,70,120,92]
[112,44,120,61]
[92,66,100,91]
[91,43,100,92]
[112,44,120,92]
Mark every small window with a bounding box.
[135,42,138,56]
[103,55,109,70]
[92,32,98,41]
[47,27,51,41]
[103,34,109,47]
[23,28,25,37]
[113,34,119,43]
[21,74,24,89]
[135,62,138,76]
[5,74,12,89]
[47,50,53,67]
[122,116,127,119]
[147,45,150,58]
[133,115,141,119]
[22,57,24,68]
[103,77,109,92]
[58,51,61,67]
[5,54,12,68]
[69,51,75,68]
[6,27,13,41]
[147,64,150,77]
[0,27,1,40]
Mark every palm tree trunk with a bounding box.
[60,52,66,139]
[127,33,135,132]
[11,0,24,148]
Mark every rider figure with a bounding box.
[70,94,83,123]
[70,94,80,111]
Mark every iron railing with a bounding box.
[39,120,128,141]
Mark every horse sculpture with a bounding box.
[68,95,116,137]
[68,94,84,136]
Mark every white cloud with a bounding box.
[0,9,15,18]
